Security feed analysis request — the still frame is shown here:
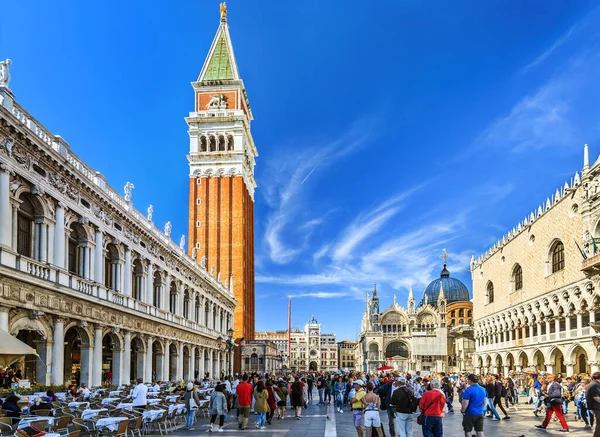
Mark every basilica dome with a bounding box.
[420,263,470,307]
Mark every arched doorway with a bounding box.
[152,341,163,382]
[551,348,566,375]
[495,355,503,374]
[64,326,91,386]
[506,353,515,372]
[194,348,200,380]
[533,350,545,371]
[130,337,145,382]
[183,346,190,381]
[212,350,218,378]
[517,351,528,369]
[204,349,210,379]
[309,361,318,371]
[15,330,45,384]
[572,346,589,374]
[169,344,177,381]
[368,343,379,361]
[101,332,122,385]
[385,342,409,359]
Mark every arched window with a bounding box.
[218,136,225,151]
[458,309,464,317]
[209,136,216,152]
[132,259,144,300]
[169,282,178,314]
[194,296,201,323]
[513,264,523,290]
[213,304,217,329]
[68,222,89,278]
[467,310,472,317]
[104,243,120,290]
[385,341,409,359]
[183,290,190,319]
[153,271,162,308]
[17,194,35,258]
[200,136,207,152]
[486,282,494,304]
[227,135,234,151]
[205,302,210,327]
[552,241,565,273]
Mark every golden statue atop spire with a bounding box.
[220,2,227,21]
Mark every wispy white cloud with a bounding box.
[521,23,579,73]
[262,118,376,264]
[291,291,350,299]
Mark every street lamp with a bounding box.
[218,327,236,377]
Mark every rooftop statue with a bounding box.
[0,59,11,88]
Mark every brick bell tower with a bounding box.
[186,3,257,342]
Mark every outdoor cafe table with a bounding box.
[116,403,134,411]
[147,399,162,405]
[18,416,57,427]
[165,395,179,403]
[81,409,108,420]
[68,401,89,410]
[109,391,123,397]
[168,404,185,414]
[101,398,120,406]
[95,417,129,432]
[142,409,165,422]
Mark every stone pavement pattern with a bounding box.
[170,395,594,436]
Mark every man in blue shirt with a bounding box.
[460,374,487,437]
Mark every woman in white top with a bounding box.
[363,381,384,437]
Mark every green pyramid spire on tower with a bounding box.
[198,4,240,82]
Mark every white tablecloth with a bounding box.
[81,408,108,420]
[199,400,209,407]
[116,402,134,411]
[147,398,162,405]
[142,409,165,422]
[101,398,120,406]
[18,416,56,427]
[96,417,128,432]
[165,395,179,403]
[68,401,89,410]
[109,390,123,397]
[168,403,185,414]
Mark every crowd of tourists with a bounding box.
[5,368,600,435]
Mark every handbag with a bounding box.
[272,388,281,403]
[189,397,199,410]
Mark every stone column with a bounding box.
[51,317,65,385]
[503,365,510,376]
[33,339,50,385]
[11,204,17,250]
[163,340,171,381]
[145,337,153,383]
[122,331,131,384]
[92,325,103,387]
[0,307,9,331]
[176,343,184,380]
[545,363,554,374]
[554,319,560,336]
[591,361,600,373]
[112,335,123,386]
[566,362,575,376]
[545,321,551,341]
[146,261,153,305]
[80,345,92,386]
[565,317,571,333]
[190,346,197,380]
[577,312,583,337]
[94,229,103,283]
[0,165,12,248]
[53,203,66,268]
[199,348,205,378]
[123,247,131,297]
[528,325,534,339]
[36,218,47,262]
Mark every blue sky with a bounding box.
[2,1,600,342]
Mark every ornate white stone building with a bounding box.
[472,145,600,376]
[0,82,236,386]
[356,273,471,373]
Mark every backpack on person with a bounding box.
[500,383,507,398]
[401,386,419,413]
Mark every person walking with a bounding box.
[253,380,269,430]
[183,382,201,431]
[350,379,367,437]
[208,384,228,432]
[276,380,288,419]
[419,379,446,437]
[291,378,304,419]
[334,375,345,413]
[535,374,569,432]
[586,371,600,437]
[492,375,510,419]
[235,374,253,430]
[460,374,487,437]
[317,376,326,405]
[265,380,280,424]
[483,376,502,420]
[375,375,397,437]
[390,376,415,437]
[441,377,454,414]
[131,378,148,412]
[364,381,384,437]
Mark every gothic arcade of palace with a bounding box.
[0,9,256,385]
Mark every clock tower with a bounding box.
[186,4,258,341]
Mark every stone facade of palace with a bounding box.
[472,145,600,376]
[256,317,338,372]
[0,83,236,386]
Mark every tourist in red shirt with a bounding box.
[419,379,446,437]
[236,374,253,430]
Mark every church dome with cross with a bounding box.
[420,251,471,307]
